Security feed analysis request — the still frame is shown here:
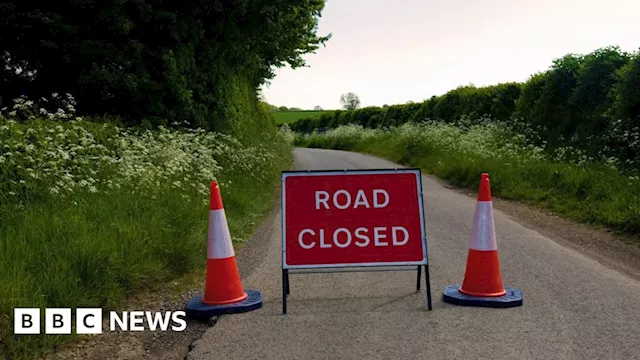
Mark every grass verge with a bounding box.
[0,118,292,359]
[295,123,640,237]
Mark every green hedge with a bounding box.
[290,82,522,133]
[295,123,640,235]
[291,46,640,168]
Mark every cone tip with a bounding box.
[210,181,224,210]
[478,173,492,201]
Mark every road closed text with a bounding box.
[314,189,389,209]
[283,170,427,267]
[298,226,409,249]
[298,189,409,249]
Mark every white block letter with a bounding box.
[354,228,370,247]
[373,190,389,208]
[315,191,329,210]
[333,190,351,209]
[333,228,352,248]
[146,311,171,331]
[130,311,145,331]
[319,229,331,248]
[171,311,187,331]
[298,229,316,249]
[374,227,388,246]
[392,226,409,246]
[110,311,127,331]
[353,190,370,208]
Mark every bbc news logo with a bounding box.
[14,308,187,334]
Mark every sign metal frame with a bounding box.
[280,168,433,314]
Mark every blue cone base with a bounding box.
[186,289,263,321]
[442,284,523,308]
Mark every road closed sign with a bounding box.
[281,169,428,269]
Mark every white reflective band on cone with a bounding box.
[207,209,235,259]
[469,201,497,251]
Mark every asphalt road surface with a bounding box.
[187,148,640,360]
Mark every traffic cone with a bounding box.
[459,173,506,297]
[442,173,523,308]
[186,182,263,320]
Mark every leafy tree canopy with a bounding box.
[340,92,360,110]
[0,0,330,128]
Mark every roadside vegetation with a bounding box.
[293,46,640,237]
[296,122,640,235]
[273,110,330,124]
[0,97,293,359]
[1,1,328,358]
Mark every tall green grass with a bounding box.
[0,115,292,359]
[295,123,640,236]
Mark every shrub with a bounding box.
[295,122,640,234]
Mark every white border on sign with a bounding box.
[281,169,429,270]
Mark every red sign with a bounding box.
[282,169,428,269]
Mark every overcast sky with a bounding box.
[260,0,640,110]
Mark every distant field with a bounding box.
[273,110,330,124]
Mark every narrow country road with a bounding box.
[187,148,640,360]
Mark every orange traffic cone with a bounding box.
[442,173,523,308]
[204,182,248,304]
[186,182,263,319]
[459,173,506,297]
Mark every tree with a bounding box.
[259,101,278,112]
[314,105,323,110]
[278,106,289,111]
[340,92,360,110]
[568,46,631,139]
[610,53,640,120]
[0,0,331,129]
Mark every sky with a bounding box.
[260,0,640,110]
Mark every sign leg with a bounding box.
[416,265,422,292]
[282,269,288,315]
[286,271,290,296]
[424,265,433,311]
